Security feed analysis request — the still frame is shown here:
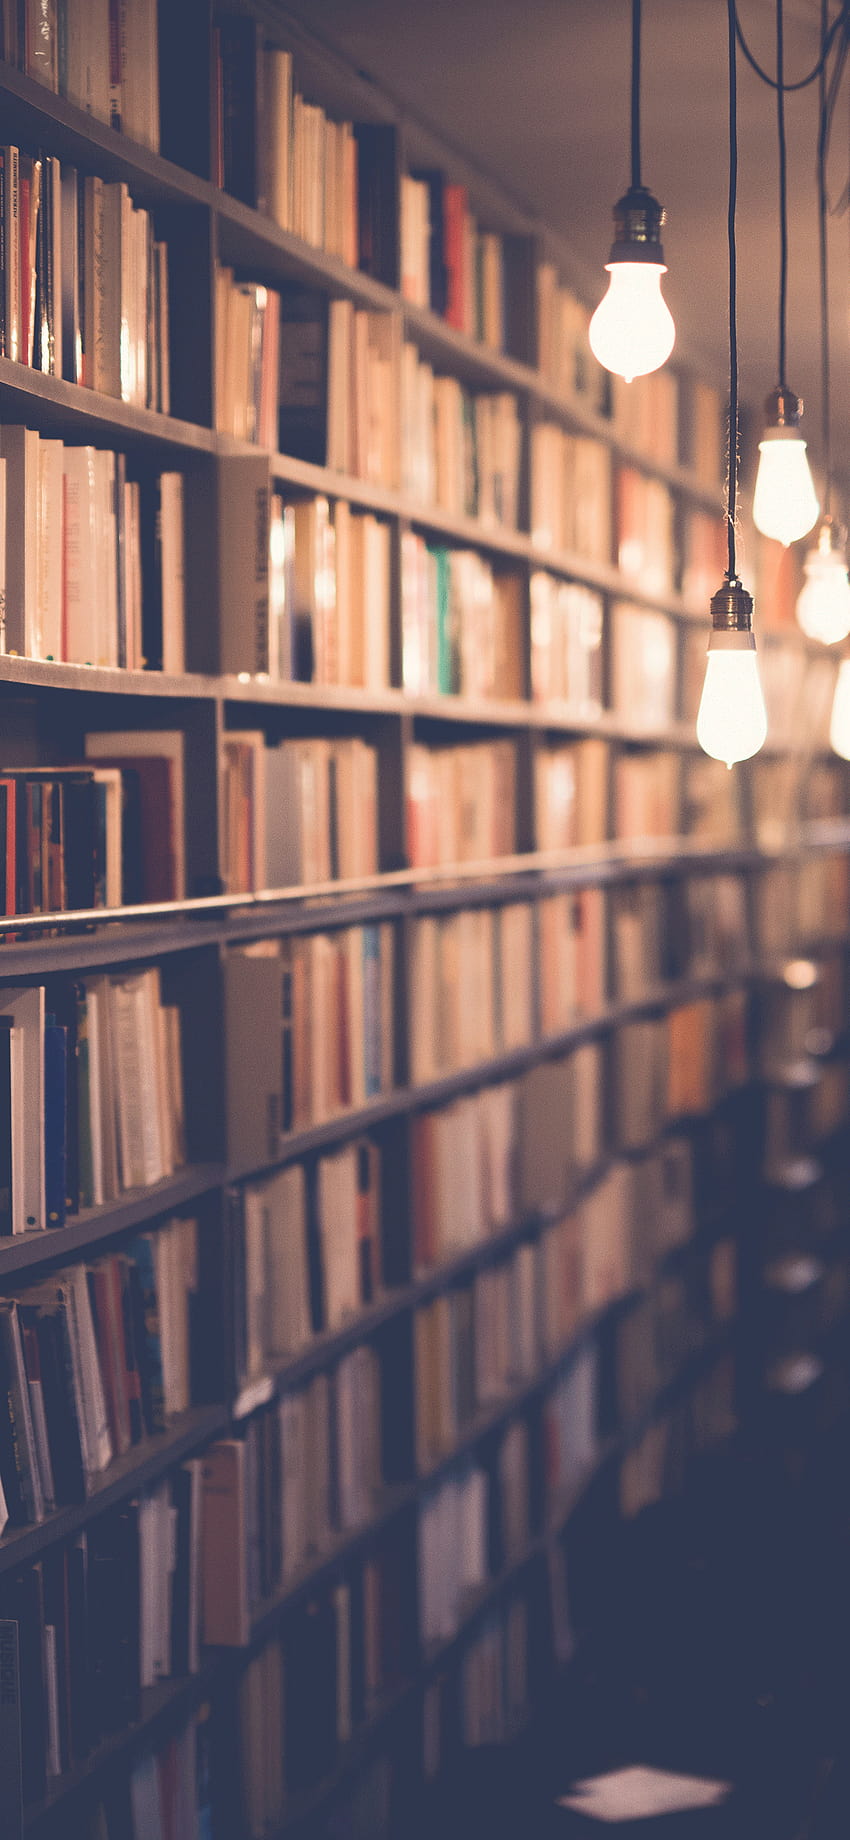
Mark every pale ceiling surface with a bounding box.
[280,0,850,486]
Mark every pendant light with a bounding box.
[696,0,767,770]
[798,0,850,644]
[752,0,819,545]
[588,0,675,383]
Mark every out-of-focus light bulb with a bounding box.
[589,263,675,382]
[589,185,675,383]
[697,643,768,767]
[696,577,767,768]
[829,657,850,758]
[796,519,850,644]
[752,386,819,546]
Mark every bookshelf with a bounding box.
[0,8,847,1840]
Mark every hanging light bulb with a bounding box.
[589,0,675,383]
[830,658,850,758]
[796,518,850,644]
[589,190,675,382]
[752,387,820,546]
[697,579,768,769]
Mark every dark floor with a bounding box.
[423,1423,850,1840]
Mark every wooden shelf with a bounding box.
[0,358,214,452]
[0,1164,225,1277]
[0,1404,229,1578]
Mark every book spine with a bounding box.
[0,1621,23,1840]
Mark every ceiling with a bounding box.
[279,0,850,489]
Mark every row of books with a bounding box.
[224,925,395,1166]
[530,424,612,562]
[409,902,534,1083]
[411,1083,517,1273]
[400,534,524,700]
[237,1536,407,1830]
[203,1348,383,1645]
[407,738,517,868]
[542,1345,598,1521]
[515,998,745,1222]
[229,1138,382,1391]
[219,485,393,688]
[0,0,160,150]
[277,289,399,485]
[0,743,185,923]
[400,345,521,527]
[534,740,745,850]
[0,1553,206,1819]
[214,270,280,449]
[0,1215,199,1529]
[615,463,677,599]
[221,731,379,895]
[538,887,607,1034]
[225,1083,701,1401]
[216,34,359,264]
[401,171,507,351]
[529,573,603,713]
[419,1459,489,1646]
[214,24,398,286]
[609,368,680,470]
[279,494,391,688]
[0,967,183,1235]
[535,262,610,415]
[17,1469,199,1779]
[0,157,169,406]
[0,427,184,667]
[610,601,677,732]
[619,1352,737,1519]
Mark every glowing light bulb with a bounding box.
[796,520,850,644]
[589,262,675,382]
[696,633,767,769]
[829,658,850,758]
[590,186,675,383]
[752,388,819,546]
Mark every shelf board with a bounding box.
[0,656,222,701]
[0,916,226,976]
[215,191,399,313]
[0,1403,229,1577]
[0,64,214,209]
[0,358,215,451]
[0,1164,225,1277]
[25,1665,224,1836]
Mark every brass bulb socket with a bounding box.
[709,576,755,636]
[608,185,666,265]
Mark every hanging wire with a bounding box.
[631,0,642,188]
[735,0,848,91]
[819,0,832,514]
[727,0,739,578]
[776,0,788,387]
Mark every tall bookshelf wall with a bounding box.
[0,6,848,1838]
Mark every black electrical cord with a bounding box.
[819,0,832,515]
[776,0,788,389]
[727,0,739,578]
[735,0,848,92]
[631,0,642,189]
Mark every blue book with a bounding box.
[362,925,382,1099]
[44,1020,67,1229]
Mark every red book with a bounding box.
[443,183,467,330]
